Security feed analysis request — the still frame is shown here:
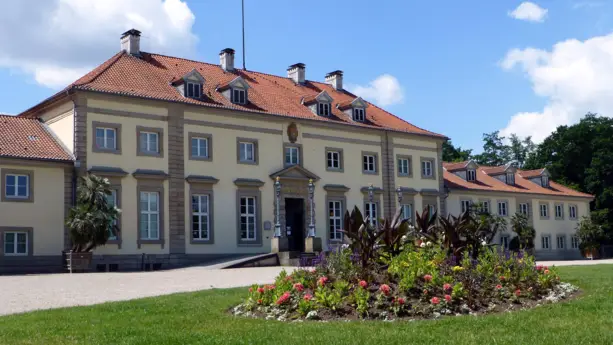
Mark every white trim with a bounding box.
[95,127,117,150]
[192,194,210,240]
[4,174,29,198]
[240,196,257,241]
[363,154,376,173]
[328,200,343,240]
[239,142,255,162]
[327,150,340,169]
[191,137,209,158]
[139,191,160,240]
[285,146,300,165]
[421,160,433,177]
[140,131,159,153]
[3,231,28,256]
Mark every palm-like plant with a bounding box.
[414,207,439,241]
[439,211,470,255]
[379,207,412,260]
[510,212,536,250]
[66,174,120,252]
[341,206,384,270]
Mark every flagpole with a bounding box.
[242,0,246,70]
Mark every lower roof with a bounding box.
[0,115,73,162]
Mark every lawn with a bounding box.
[1,265,612,345]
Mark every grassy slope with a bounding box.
[1,265,612,345]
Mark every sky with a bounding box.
[1,0,613,153]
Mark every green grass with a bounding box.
[1,265,612,345]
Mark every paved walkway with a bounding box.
[1,259,612,317]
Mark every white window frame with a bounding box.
[318,102,330,116]
[186,82,201,98]
[4,174,29,198]
[240,196,257,241]
[569,205,577,219]
[285,146,300,166]
[192,194,210,241]
[95,127,117,150]
[191,137,209,158]
[232,88,247,104]
[421,160,433,177]
[363,155,376,173]
[480,201,490,214]
[3,231,28,256]
[140,131,159,154]
[353,108,365,122]
[497,201,508,216]
[401,203,413,222]
[466,169,476,181]
[500,235,510,249]
[365,202,378,227]
[557,235,566,249]
[541,235,551,250]
[555,204,564,219]
[540,204,549,218]
[571,235,580,249]
[140,191,160,240]
[398,158,409,175]
[518,203,529,216]
[107,189,118,240]
[506,173,515,185]
[461,200,472,213]
[427,204,436,217]
[328,200,343,241]
[327,151,340,169]
[542,176,549,187]
[239,142,255,162]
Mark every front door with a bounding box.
[285,198,305,252]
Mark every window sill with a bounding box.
[237,242,263,247]
[421,175,436,180]
[189,156,212,162]
[93,148,121,155]
[137,151,163,158]
[238,160,258,166]
[362,171,378,175]
[191,239,214,245]
[3,253,29,257]
[397,173,412,178]
[2,196,33,203]
[325,167,344,173]
[137,239,165,248]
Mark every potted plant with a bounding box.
[65,174,120,272]
[576,216,605,260]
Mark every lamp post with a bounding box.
[307,178,316,237]
[368,183,374,203]
[274,176,281,238]
[396,187,403,204]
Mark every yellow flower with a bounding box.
[452,266,464,272]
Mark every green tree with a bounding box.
[575,216,605,254]
[442,140,472,162]
[473,131,510,166]
[508,134,536,168]
[510,213,535,249]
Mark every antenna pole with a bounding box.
[242,0,246,70]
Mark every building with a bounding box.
[443,160,593,260]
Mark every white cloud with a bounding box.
[0,0,197,89]
[347,74,405,107]
[500,33,613,142]
[508,2,548,22]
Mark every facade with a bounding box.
[443,161,593,260]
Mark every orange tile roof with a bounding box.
[519,169,545,178]
[444,161,470,172]
[0,115,72,162]
[23,52,445,138]
[443,162,592,199]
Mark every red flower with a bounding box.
[423,289,429,295]
[310,269,317,274]
[257,299,262,304]
[318,277,329,287]
[424,274,433,282]
[431,297,440,305]
[515,289,521,297]
[496,284,503,290]
[249,287,253,293]
[444,294,452,302]
[499,276,505,281]
[303,294,313,301]
[257,287,265,294]
[359,280,368,288]
[544,269,550,275]
[266,285,276,291]
[379,284,391,295]
[536,265,543,271]
[293,283,304,292]
[443,283,452,291]
[285,276,293,282]
[397,297,405,305]
[276,292,291,305]
[544,266,549,270]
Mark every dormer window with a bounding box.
[353,108,365,122]
[506,172,515,185]
[172,69,206,100]
[542,175,549,188]
[303,91,334,117]
[217,76,250,105]
[232,88,247,104]
[467,169,476,181]
[318,102,331,116]
[186,82,202,99]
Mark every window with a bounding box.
[353,108,365,122]
[461,200,472,213]
[557,235,566,249]
[498,201,508,216]
[569,205,577,219]
[285,146,300,166]
[365,202,378,226]
[240,196,257,240]
[555,204,564,219]
[421,160,433,178]
[3,232,27,256]
[571,236,580,249]
[401,204,413,222]
[398,158,410,176]
[106,190,118,240]
[192,194,210,241]
[328,200,343,241]
[363,154,376,173]
[500,235,510,249]
[327,150,341,170]
[186,82,202,98]
[139,131,159,154]
[480,200,490,214]
[427,204,436,217]
[540,203,549,218]
[4,174,28,198]
[542,176,549,188]
[95,127,116,150]
[541,235,551,249]
[239,141,255,163]
[232,88,247,104]
[506,172,515,185]
[191,137,209,159]
[519,203,529,216]
[139,191,160,240]
[318,102,330,116]
[467,169,476,182]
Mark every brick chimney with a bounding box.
[120,29,141,56]
[287,63,306,84]
[325,70,343,90]
[220,48,235,72]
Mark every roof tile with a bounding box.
[0,115,72,161]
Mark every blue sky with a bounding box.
[1,0,613,152]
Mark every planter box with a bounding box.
[583,248,600,260]
[63,251,93,272]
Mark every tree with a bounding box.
[507,134,535,168]
[575,216,605,255]
[472,131,510,166]
[442,140,472,162]
[510,213,535,250]
[66,174,120,252]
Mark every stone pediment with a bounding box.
[270,165,320,181]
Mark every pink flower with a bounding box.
[293,283,304,292]
[379,284,391,295]
[495,284,503,290]
[544,269,550,275]
[431,297,440,305]
[266,285,276,291]
[397,297,405,305]
[424,274,433,282]
[257,287,265,294]
[359,280,368,288]
[444,294,452,302]
[318,277,329,287]
[514,289,521,297]
[249,287,253,293]
[276,292,291,305]
[310,269,317,274]
[423,289,429,295]
[443,283,452,291]
[303,294,313,301]
[536,265,543,271]
[285,276,293,282]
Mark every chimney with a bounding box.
[120,29,141,56]
[287,63,306,84]
[220,48,235,72]
[325,70,343,90]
